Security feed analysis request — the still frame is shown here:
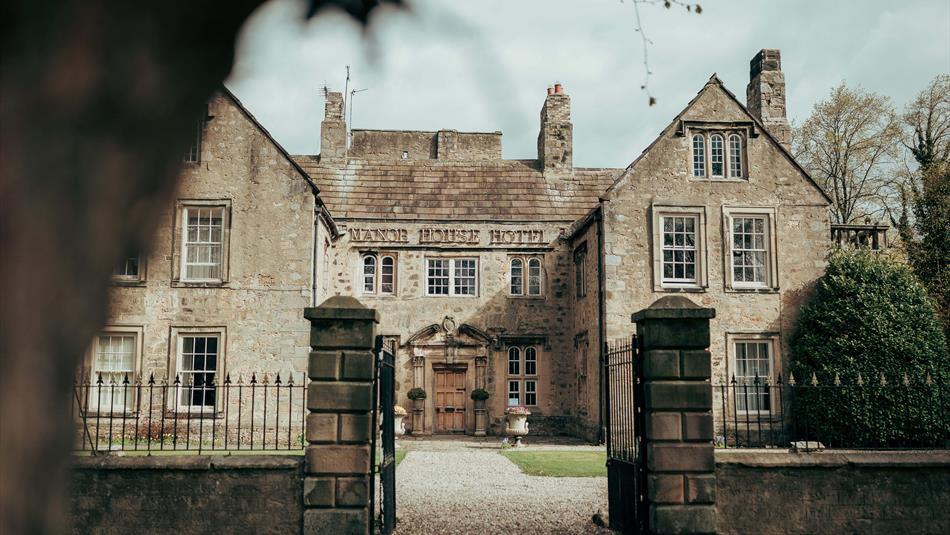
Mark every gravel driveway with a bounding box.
[394,439,611,534]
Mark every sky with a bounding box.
[227,0,950,168]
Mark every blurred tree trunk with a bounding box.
[0,1,394,532]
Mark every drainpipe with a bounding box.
[311,207,318,307]
[596,202,607,444]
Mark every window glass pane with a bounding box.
[731,216,768,286]
[692,134,706,177]
[735,341,771,411]
[380,256,394,294]
[92,334,136,410]
[183,207,224,280]
[179,335,218,408]
[661,215,698,284]
[453,258,477,295]
[363,255,376,293]
[508,381,521,406]
[524,347,537,376]
[527,258,542,296]
[524,380,537,406]
[510,258,523,295]
[710,135,724,177]
[508,347,520,375]
[426,259,449,295]
[113,256,140,278]
[729,135,742,178]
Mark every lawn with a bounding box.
[501,450,607,477]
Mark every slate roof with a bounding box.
[294,157,620,222]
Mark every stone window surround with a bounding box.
[82,325,145,415]
[506,344,539,407]
[651,204,709,292]
[166,325,227,415]
[507,254,544,299]
[111,253,147,286]
[423,255,479,297]
[685,124,751,181]
[724,332,782,416]
[171,199,232,287]
[358,251,398,297]
[721,206,779,293]
[573,242,588,299]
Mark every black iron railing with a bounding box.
[715,372,949,450]
[73,372,307,454]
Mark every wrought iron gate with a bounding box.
[605,335,647,534]
[371,336,396,535]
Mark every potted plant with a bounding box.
[393,405,407,437]
[505,405,531,446]
[407,387,426,409]
[470,388,490,407]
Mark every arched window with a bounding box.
[710,134,724,177]
[527,258,542,296]
[508,347,521,375]
[691,134,706,177]
[362,255,376,293]
[728,134,743,178]
[380,256,395,294]
[510,258,524,295]
[524,347,537,376]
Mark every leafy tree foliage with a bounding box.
[790,248,949,447]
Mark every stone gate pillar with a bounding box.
[303,296,379,535]
[632,296,716,535]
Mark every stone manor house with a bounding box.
[88,49,831,441]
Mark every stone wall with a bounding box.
[716,450,950,535]
[348,129,502,161]
[569,215,603,440]
[70,456,303,534]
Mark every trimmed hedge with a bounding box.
[790,248,950,447]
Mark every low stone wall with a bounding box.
[716,450,950,535]
[70,455,303,535]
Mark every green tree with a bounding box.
[790,248,949,447]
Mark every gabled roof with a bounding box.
[603,74,832,204]
[220,86,320,196]
[294,156,621,222]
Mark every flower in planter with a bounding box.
[505,405,531,416]
[393,405,407,416]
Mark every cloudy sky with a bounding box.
[227,0,949,168]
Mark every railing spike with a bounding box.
[926,372,933,386]
[879,372,887,386]
[902,373,910,386]
[753,374,761,385]
[788,371,796,386]
[122,373,130,385]
[174,374,181,385]
[287,374,294,386]
[251,373,258,384]
[833,372,841,386]
[225,373,232,385]
[856,372,864,386]
[109,375,117,385]
[275,373,282,385]
[148,373,155,385]
[776,373,783,385]
[810,372,819,386]
[730,374,738,385]
[96,373,104,385]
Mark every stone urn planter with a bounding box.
[393,405,407,437]
[505,405,531,447]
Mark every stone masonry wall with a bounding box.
[602,80,829,395]
[716,450,950,535]
[100,91,320,383]
[349,129,502,161]
[569,217,602,440]
[70,456,303,534]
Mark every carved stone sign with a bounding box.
[348,228,409,243]
[346,226,546,247]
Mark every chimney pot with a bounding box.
[547,87,554,96]
[554,83,563,94]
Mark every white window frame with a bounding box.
[727,333,780,415]
[360,252,397,296]
[168,326,226,414]
[722,206,779,291]
[509,256,543,297]
[506,345,539,407]
[690,129,746,180]
[652,205,707,291]
[173,200,231,286]
[424,257,479,297]
[85,326,144,414]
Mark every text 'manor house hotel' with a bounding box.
[94,49,831,441]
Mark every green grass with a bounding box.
[501,450,607,477]
[376,448,407,467]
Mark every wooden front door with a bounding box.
[434,370,466,433]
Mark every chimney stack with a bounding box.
[537,83,573,174]
[746,49,790,150]
[320,91,346,161]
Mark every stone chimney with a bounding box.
[320,91,346,160]
[537,83,573,174]
[746,49,791,150]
